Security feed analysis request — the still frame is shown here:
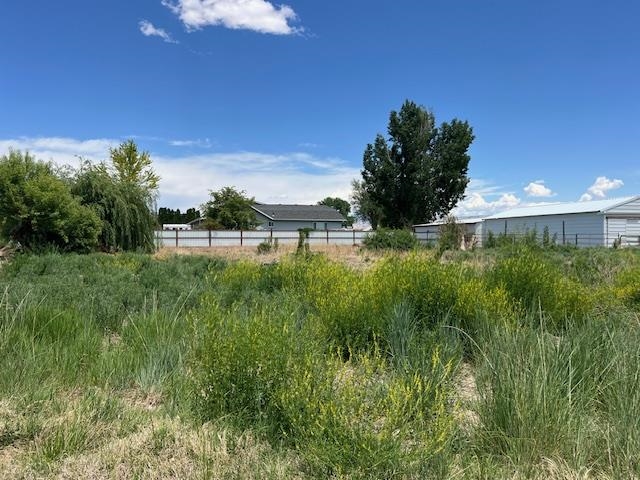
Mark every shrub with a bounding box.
[277,344,458,478]
[438,215,464,252]
[0,150,101,252]
[363,228,417,251]
[488,247,593,326]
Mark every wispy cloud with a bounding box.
[169,138,213,148]
[0,136,356,210]
[524,180,554,197]
[161,0,302,35]
[139,20,179,43]
[579,176,624,201]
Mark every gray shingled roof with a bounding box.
[252,204,346,222]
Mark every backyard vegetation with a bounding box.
[0,243,639,478]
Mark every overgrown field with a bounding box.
[0,245,639,479]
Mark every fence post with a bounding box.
[562,221,566,245]
[575,233,578,246]
[240,230,243,247]
[174,229,178,248]
[327,229,330,245]
[353,229,356,246]
[208,229,211,247]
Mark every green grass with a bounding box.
[0,247,639,478]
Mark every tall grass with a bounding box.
[1,247,639,478]
[472,313,640,477]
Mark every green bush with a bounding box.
[363,228,417,251]
[277,346,457,478]
[488,247,593,326]
[0,150,101,252]
[438,215,465,252]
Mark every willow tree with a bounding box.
[72,140,159,252]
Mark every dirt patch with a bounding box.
[454,362,480,432]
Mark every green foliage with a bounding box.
[351,179,385,229]
[474,316,640,476]
[438,215,465,253]
[157,207,200,226]
[256,237,278,255]
[73,163,156,252]
[109,139,160,192]
[360,100,474,228]
[489,247,593,326]
[203,186,257,230]
[295,227,312,256]
[277,346,457,478]
[0,150,101,252]
[3,246,640,476]
[363,228,418,251]
[317,196,353,226]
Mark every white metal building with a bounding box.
[482,196,640,247]
[413,217,484,245]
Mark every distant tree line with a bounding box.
[157,207,201,226]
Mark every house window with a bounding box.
[324,222,328,230]
[268,221,274,227]
[313,222,317,230]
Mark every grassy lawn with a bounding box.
[0,245,639,478]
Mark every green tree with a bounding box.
[109,139,160,193]
[318,197,354,226]
[351,179,385,229]
[203,187,257,230]
[360,100,474,228]
[72,162,156,252]
[0,150,101,252]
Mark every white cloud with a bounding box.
[452,189,521,218]
[0,136,118,164]
[0,137,356,211]
[162,0,302,35]
[139,20,179,43]
[524,180,554,197]
[169,138,213,148]
[579,193,592,202]
[582,176,624,200]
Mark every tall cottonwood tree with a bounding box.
[359,100,474,228]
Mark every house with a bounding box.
[413,217,484,245]
[251,204,346,231]
[162,223,192,231]
[482,196,640,247]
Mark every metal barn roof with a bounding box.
[484,196,639,220]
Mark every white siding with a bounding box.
[483,212,605,247]
[605,217,627,247]
[254,212,342,231]
[626,219,640,246]
[414,222,482,245]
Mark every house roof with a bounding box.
[484,196,639,220]
[251,204,346,222]
[414,217,484,227]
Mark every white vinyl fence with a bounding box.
[155,229,369,248]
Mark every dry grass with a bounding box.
[0,392,302,480]
[155,244,386,269]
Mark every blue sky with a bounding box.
[1,0,638,216]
